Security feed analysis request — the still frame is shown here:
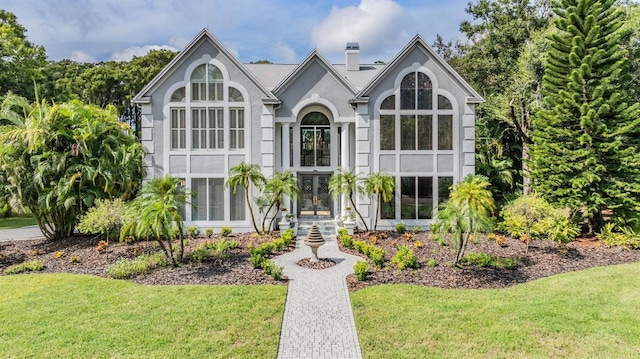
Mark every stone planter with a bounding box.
[343,220,356,235]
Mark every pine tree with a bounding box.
[530,0,640,233]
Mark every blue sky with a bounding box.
[3,0,471,64]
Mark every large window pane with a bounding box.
[380,115,395,150]
[438,115,453,150]
[400,115,415,150]
[417,177,433,219]
[380,192,396,219]
[400,177,416,219]
[209,178,224,221]
[417,115,432,150]
[230,186,246,221]
[400,72,416,110]
[318,128,330,166]
[417,72,432,109]
[191,178,207,221]
[438,177,453,204]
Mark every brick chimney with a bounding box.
[346,42,360,71]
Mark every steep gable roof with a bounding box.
[354,34,483,104]
[133,29,278,103]
[272,49,358,96]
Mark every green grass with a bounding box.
[352,262,640,358]
[0,214,37,229]
[0,274,287,358]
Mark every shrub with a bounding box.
[106,253,167,279]
[500,194,579,250]
[4,259,45,275]
[250,242,276,257]
[204,239,240,252]
[368,247,386,269]
[426,258,438,267]
[460,252,519,270]
[395,223,407,234]
[411,225,422,234]
[339,231,353,248]
[220,227,232,237]
[188,248,212,263]
[353,240,366,254]
[273,238,286,252]
[597,223,640,249]
[281,228,294,246]
[187,226,200,238]
[391,245,419,269]
[250,253,265,269]
[205,228,214,238]
[354,260,369,281]
[261,259,284,280]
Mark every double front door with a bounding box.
[298,173,332,217]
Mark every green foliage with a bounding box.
[119,177,188,266]
[280,228,294,246]
[106,253,167,279]
[0,95,145,240]
[250,242,276,257]
[261,260,284,280]
[411,225,422,234]
[530,0,640,233]
[352,240,386,268]
[395,223,408,234]
[77,198,127,236]
[329,168,369,231]
[460,252,519,270]
[597,223,640,249]
[205,228,214,238]
[426,258,438,267]
[226,162,266,233]
[338,229,354,248]
[187,226,200,238]
[363,171,395,231]
[354,260,369,281]
[260,170,301,233]
[250,253,265,269]
[391,245,420,269]
[273,238,286,252]
[220,226,232,237]
[3,259,44,274]
[500,194,579,250]
[431,175,495,265]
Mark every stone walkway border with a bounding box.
[273,226,364,359]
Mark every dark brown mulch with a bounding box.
[2,230,639,291]
[296,258,336,270]
[0,232,294,286]
[343,231,640,291]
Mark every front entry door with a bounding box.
[299,173,332,217]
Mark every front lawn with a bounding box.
[0,274,286,358]
[351,262,640,358]
[0,214,37,229]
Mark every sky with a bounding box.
[2,0,472,64]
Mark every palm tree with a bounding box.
[261,170,301,232]
[328,168,369,232]
[225,162,266,233]
[120,176,188,266]
[431,175,495,266]
[363,171,395,231]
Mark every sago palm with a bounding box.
[226,162,266,233]
[363,171,395,231]
[431,175,495,266]
[329,168,368,232]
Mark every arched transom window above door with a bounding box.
[300,112,330,167]
[378,70,454,152]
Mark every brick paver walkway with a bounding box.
[273,225,363,359]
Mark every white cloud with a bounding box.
[310,0,407,61]
[272,42,297,63]
[70,51,96,63]
[110,45,178,62]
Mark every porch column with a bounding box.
[340,123,350,215]
[282,123,290,170]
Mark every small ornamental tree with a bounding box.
[77,198,127,261]
[363,171,395,231]
[261,170,300,233]
[431,175,495,266]
[225,162,266,234]
[329,168,368,232]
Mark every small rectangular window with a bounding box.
[209,178,224,221]
[170,108,186,149]
[417,115,432,150]
[230,186,246,221]
[380,115,395,150]
[400,177,416,219]
[230,108,245,149]
[400,115,415,150]
[438,115,453,150]
[191,178,207,221]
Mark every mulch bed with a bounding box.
[343,231,640,291]
[0,232,294,286]
[296,258,336,270]
[1,230,639,291]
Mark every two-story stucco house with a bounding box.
[133,29,482,232]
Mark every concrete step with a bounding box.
[297,220,336,237]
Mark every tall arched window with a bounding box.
[191,64,223,101]
[300,112,330,167]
